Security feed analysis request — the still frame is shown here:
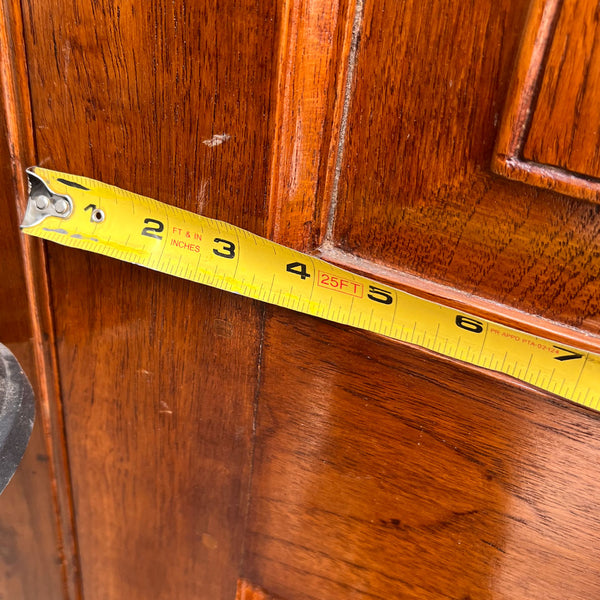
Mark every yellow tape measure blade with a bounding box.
[20,167,600,413]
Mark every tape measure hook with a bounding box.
[21,167,73,228]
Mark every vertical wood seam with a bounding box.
[238,303,267,580]
[266,0,295,242]
[500,0,563,158]
[322,0,364,246]
[266,0,358,251]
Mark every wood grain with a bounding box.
[0,101,29,345]
[20,0,277,597]
[267,0,355,251]
[242,307,600,600]
[1,0,80,596]
[325,0,600,336]
[236,579,281,600]
[492,0,561,163]
[318,245,600,355]
[10,0,600,598]
[492,0,600,203]
[523,0,600,176]
[0,74,64,600]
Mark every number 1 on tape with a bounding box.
[20,166,600,412]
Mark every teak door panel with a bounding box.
[235,0,600,595]
[493,0,600,202]
[323,0,600,334]
[2,0,600,599]
[13,0,277,597]
[242,308,600,599]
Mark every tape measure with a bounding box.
[20,167,600,412]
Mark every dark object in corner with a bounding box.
[0,343,35,494]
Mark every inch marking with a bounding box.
[553,345,584,362]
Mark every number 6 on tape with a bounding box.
[20,166,600,412]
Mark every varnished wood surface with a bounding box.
[267,0,355,251]
[242,307,600,600]
[0,94,64,599]
[48,263,263,599]
[0,109,29,345]
[523,0,600,178]
[7,0,600,598]
[22,0,275,235]
[236,579,280,600]
[0,394,64,600]
[492,0,600,203]
[321,0,600,335]
[20,0,277,597]
[2,0,82,595]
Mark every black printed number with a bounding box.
[141,218,164,240]
[553,346,583,362]
[367,285,393,305]
[286,262,311,280]
[455,315,484,334]
[213,238,236,259]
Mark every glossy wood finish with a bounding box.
[523,0,600,176]
[6,0,600,597]
[322,0,600,335]
[493,0,600,203]
[265,0,600,352]
[20,0,277,597]
[236,579,279,600]
[239,2,600,596]
[242,307,600,599]
[47,272,260,599]
[267,0,355,251]
[1,0,80,595]
[21,0,275,233]
[0,106,29,345]
[0,83,64,600]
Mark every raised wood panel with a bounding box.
[242,307,600,600]
[320,0,600,336]
[20,0,277,597]
[522,0,600,177]
[267,0,355,251]
[493,0,600,203]
[0,113,29,344]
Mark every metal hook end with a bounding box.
[20,168,73,228]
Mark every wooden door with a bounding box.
[2,0,600,599]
